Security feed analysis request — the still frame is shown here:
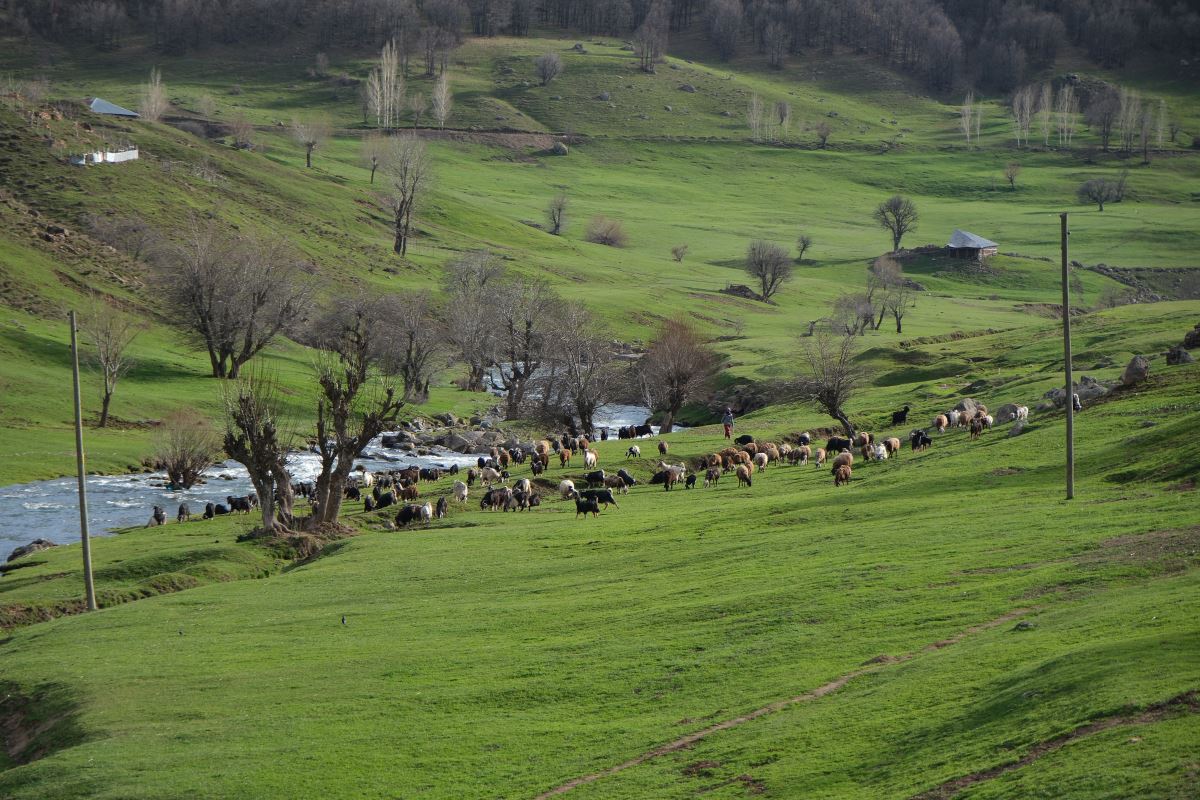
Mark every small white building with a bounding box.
[69,146,139,166]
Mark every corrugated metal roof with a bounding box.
[947,229,997,249]
[89,97,139,117]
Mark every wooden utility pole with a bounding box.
[69,310,98,611]
[1060,213,1074,500]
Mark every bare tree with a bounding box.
[705,0,742,60]
[1056,83,1078,147]
[796,233,812,262]
[230,113,255,149]
[535,52,563,85]
[638,317,717,433]
[380,134,431,256]
[154,220,311,379]
[585,216,627,247]
[551,303,620,434]
[140,66,168,121]
[154,409,220,490]
[223,372,295,534]
[546,192,568,235]
[633,0,669,73]
[378,292,445,402]
[1004,161,1021,189]
[1037,83,1053,146]
[408,91,427,127]
[1117,87,1141,154]
[81,300,141,428]
[307,297,405,528]
[492,276,558,419]
[789,331,866,437]
[366,40,405,129]
[362,133,386,184]
[873,195,919,252]
[959,91,975,146]
[747,92,765,141]
[875,258,916,333]
[431,71,452,128]
[196,93,216,118]
[1085,86,1119,151]
[671,244,689,262]
[443,251,505,391]
[830,292,873,336]
[764,20,788,69]
[865,256,898,329]
[1155,99,1168,149]
[1077,177,1121,211]
[745,240,792,301]
[1011,84,1035,147]
[814,119,831,149]
[84,213,158,260]
[292,117,330,168]
[774,100,791,140]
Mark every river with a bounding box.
[0,403,671,559]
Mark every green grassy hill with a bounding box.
[0,24,1198,799]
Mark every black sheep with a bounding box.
[575,497,600,518]
[892,405,911,425]
[176,503,191,523]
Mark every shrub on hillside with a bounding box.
[586,216,627,247]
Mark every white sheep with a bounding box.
[584,450,599,468]
[1016,406,1029,421]
[871,443,888,461]
[626,445,640,458]
[452,480,468,502]
[753,452,769,472]
[558,479,576,499]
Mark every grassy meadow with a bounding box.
[0,23,1198,800]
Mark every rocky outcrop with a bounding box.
[6,539,56,563]
[1120,355,1150,387]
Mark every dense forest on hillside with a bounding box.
[6,0,1200,91]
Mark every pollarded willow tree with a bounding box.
[223,372,295,534]
[306,296,405,528]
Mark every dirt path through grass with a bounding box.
[533,608,1035,798]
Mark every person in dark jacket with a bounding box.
[722,408,735,439]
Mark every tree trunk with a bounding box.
[660,407,677,434]
[370,164,377,184]
[98,391,112,428]
[393,206,405,254]
[305,145,313,168]
[834,409,855,438]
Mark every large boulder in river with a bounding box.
[1120,355,1150,387]
[443,433,474,453]
[994,403,1021,424]
[7,538,56,563]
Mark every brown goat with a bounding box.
[736,464,752,487]
[834,464,852,486]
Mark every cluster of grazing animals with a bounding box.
[1016,406,1029,421]
[147,506,167,527]
[452,480,468,502]
[870,443,888,461]
[584,450,599,468]
[814,448,827,467]
[399,485,420,501]
[884,437,902,456]
[626,445,640,458]
[177,503,191,523]
[575,496,601,518]
[704,467,720,487]
[910,429,932,451]
[892,405,910,425]
[658,440,669,455]
[753,452,769,472]
[736,464,753,487]
[685,474,697,489]
[834,464,852,486]
[480,487,512,511]
[504,490,538,511]
[435,496,448,519]
[558,480,576,499]
[934,414,949,433]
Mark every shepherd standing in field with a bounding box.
[722,408,735,439]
